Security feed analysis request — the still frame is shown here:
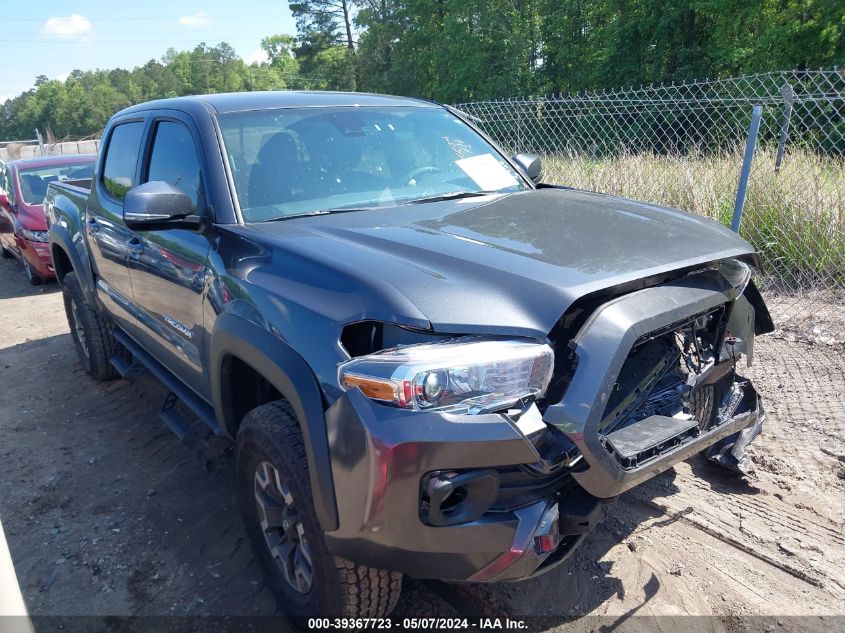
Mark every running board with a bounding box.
[111,329,226,438]
[109,353,144,380]
[160,392,193,440]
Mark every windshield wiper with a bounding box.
[402,190,501,205]
[260,192,501,222]
[261,206,378,222]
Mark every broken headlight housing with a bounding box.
[338,337,554,414]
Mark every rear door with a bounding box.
[125,112,213,397]
[87,116,147,331]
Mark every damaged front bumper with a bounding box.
[324,388,619,582]
[544,271,766,498]
[324,270,767,583]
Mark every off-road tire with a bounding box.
[236,400,402,619]
[62,271,119,381]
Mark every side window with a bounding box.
[146,121,201,208]
[102,121,145,201]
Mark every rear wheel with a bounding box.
[62,272,119,381]
[236,400,402,618]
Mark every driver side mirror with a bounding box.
[124,181,202,231]
[512,153,543,184]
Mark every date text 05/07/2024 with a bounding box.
[306,618,528,629]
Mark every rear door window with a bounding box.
[101,121,145,201]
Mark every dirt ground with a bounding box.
[0,254,843,631]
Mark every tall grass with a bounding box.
[541,148,845,292]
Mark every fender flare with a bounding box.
[49,223,96,304]
[210,312,339,531]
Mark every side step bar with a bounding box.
[110,329,226,438]
[160,392,193,440]
[109,353,144,379]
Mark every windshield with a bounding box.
[18,161,95,205]
[217,106,529,222]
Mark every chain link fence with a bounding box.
[0,138,100,163]
[456,70,845,338]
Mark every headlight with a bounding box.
[720,258,752,294]
[338,337,554,415]
[20,228,49,243]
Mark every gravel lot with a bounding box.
[0,255,843,631]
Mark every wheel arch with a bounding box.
[51,243,73,282]
[210,311,339,531]
[49,224,96,303]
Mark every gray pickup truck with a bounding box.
[45,91,773,618]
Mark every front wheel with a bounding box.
[61,272,119,381]
[236,400,402,618]
[22,257,43,285]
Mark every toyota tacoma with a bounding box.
[45,91,773,618]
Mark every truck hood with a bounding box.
[17,203,48,232]
[244,188,756,337]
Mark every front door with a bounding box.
[126,115,212,398]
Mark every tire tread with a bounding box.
[62,271,118,381]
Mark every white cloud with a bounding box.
[43,14,91,37]
[55,72,71,82]
[243,48,269,66]
[179,12,211,27]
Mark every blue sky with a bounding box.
[2,1,297,102]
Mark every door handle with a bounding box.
[127,237,144,257]
[86,217,99,233]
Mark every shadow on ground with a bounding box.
[0,257,61,300]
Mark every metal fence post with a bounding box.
[774,83,794,173]
[34,129,45,156]
[731,105,763,233]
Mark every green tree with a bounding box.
[289,0,359,88]
[260,34,303,88]
[1,3,843,141]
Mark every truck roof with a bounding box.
[117,91,436,117]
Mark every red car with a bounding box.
[0,154,96,284]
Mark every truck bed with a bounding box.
[51,178,92,194]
